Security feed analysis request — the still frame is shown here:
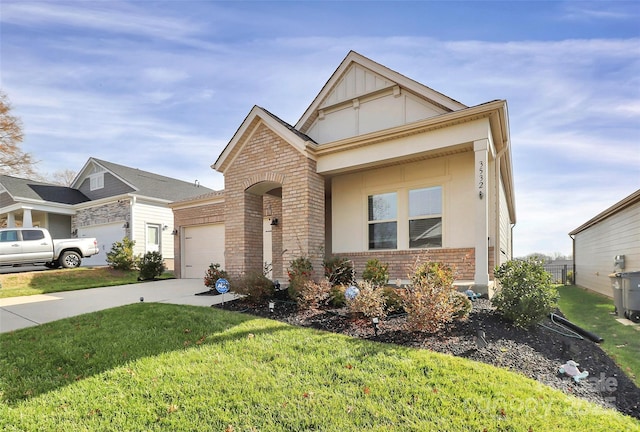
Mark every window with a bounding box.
[409,186,442,248]
[90,173,104,191]
[0,230,18,242]
[368,192,397,249]
[22,230,45,241]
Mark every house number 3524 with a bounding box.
[478,161,484,190]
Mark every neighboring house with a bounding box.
[0,158,213,268]
[171,51,516,296]
[569,189,640,298]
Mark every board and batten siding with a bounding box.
[574,198,640,298]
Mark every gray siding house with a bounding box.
[0,158,214,269]
[570,189,640,297]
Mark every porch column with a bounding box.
[474,139,490,292]
[7,212,16,227]
[22,208,33,228]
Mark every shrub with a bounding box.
[347,281,387,319]
[287,256,314,301]
[401,262,470,333]
[323,255,355,287]
[298,278,333,309]
[106,237,137,271]
[492,258,558,328]
[138,251,165,280]
[362,258,389,287]
[203,263,229,290]
[381,286,404,314]
[330,285,347,308]
[232,271,274,304]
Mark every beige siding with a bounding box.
[331,152,475,253]
[574,200,640,297]
[498,177,512,265]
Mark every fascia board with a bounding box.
[569,189,640,235]
[169,193,225,210]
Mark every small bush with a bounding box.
[232,271,274,304]
[382,286,404,315]
[362,258,389,287]
[106,237,137,271]
[492,258,558,328]
[204,263,229,290]
[347,281,387,319]
[287,256,314,301]
[138,251,165,280]
[401,262,470,333]
[298,278,333,309]
[330,285,347,308]
[323,256,355,287]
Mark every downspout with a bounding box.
[569,233,576,285]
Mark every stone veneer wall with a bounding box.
[72,201,130,233]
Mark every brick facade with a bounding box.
[223,123,324,281]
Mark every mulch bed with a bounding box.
[212,294,640,420]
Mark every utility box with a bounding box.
[614,255,625,271]
[619,271,640,323]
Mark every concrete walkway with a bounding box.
[0,279,237,333]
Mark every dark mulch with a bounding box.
[213,294,640,420]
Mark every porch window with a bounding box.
[368,192,397,249]
[409,186,442,248]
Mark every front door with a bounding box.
[146,224,161,254]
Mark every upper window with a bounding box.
[368,192,397,249]
[90,173,104,191]
[408,186,442,248]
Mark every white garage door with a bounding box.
[183,224,225,279]
[78,223,128,267]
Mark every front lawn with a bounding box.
[1,303,637,431]
[557,285,640,387]
[0,267,173,298]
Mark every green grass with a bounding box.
[1,304,638,431]
[557,285,640,387]
[0,267,173,298]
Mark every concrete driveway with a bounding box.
[0,278,237,333]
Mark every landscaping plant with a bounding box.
[231,271,274,304]
[137,251,165,281]
[362,258,389,287]
[203,263,228,290]
[347,280,387,319]
[492,257,559,328]
[323,255,355,286]
[297,278,333,309]
[401,261,471,332]
[106,237,138,271]
[287,256,314,301]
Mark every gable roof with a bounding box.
[212,106,315,173]
[0,174,89,205]
[295,51,467,133]
[74,158,215,202]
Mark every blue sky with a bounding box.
[1,0,639,258]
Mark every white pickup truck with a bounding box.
[0,227,99,269]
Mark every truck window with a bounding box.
[22,230,45,241]
[0,231,19,242]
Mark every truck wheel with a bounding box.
[60,251,81,268]
[630,311,640,324]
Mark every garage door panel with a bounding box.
[78,224,127,267]
[184,224,224,279]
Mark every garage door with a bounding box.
[183,224,225,279]
[78,223,128,267]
